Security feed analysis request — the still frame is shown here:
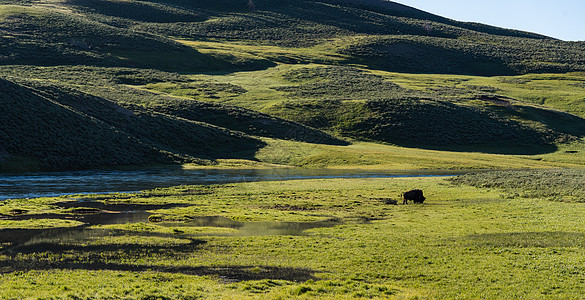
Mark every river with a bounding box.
[0,167,463,200]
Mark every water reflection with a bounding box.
[2,211,152,225]
[0,226,200,254]
[0,214,342,251]
[162,216,342,236]
[0,168,461,200]
[79,211,152,225]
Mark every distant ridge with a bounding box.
[325,0,438,15]
[324,0,551,39]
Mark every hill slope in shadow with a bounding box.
[0,77,265,171]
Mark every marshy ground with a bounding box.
[2,171,585,298]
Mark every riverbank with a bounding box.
[5,137,585,201]
[0,167,469,201]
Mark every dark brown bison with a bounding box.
[402,189,425,204]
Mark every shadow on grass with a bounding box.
[270,97,571,155]
[149,99,349,146]
[0,227,317,282]
[341,39,517,76]
[0,260,316,282]
[54,201,193,212]
[66,0,208,23]
[359,100,568,155]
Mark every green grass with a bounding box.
[176,39,350,66]
[4,62,585,170]
[0,219,84,230]
[4,174,585,298]
[254,138,585,169]
[0,5,43,19]
[2,0,585,75]
[338,35,585,75]
[376,71,585,117]
[451,169,585,202]
[3,1,585,298]
[1,0,585,169]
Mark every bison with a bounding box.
[402,189,425,204]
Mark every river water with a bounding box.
[0,167,462,200]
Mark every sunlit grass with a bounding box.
[177,38,350,65]
[0,219,84,230]
[4,63,585,170]
[2,1,585,297]
[140,63,585,157]
[4,175,585,298]
[255,138,585,170]
[377,71,585,118]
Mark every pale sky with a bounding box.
[391,0,585,41]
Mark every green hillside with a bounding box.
[1,0,585,171]
[263,66,585,153]
[146,64,585,154]
[0,65,346,145]
[0,77,269,171]
[1,0,584,74]
[0,3,273,71]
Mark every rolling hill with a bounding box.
[0,77,265,171]
[1,0,584,73]
[1,0,585,171]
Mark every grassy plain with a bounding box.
[254,138,585,170]
[3,174,585,298]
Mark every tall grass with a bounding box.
[451,169,585,202]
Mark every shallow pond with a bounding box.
[0,168,461,200]
[0,214,343,251]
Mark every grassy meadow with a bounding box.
[3,173,585,298]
